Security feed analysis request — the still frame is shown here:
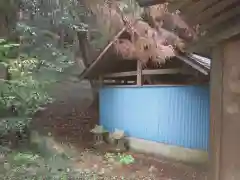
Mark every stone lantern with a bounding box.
[90,125,107,145]
[111,129,126,152]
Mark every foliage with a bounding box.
[0,133,78,179]
[0,150,80,180]
[118,153,135,165]
[104,153,135,165]
[18,0,87,80]
[119,0,143,17]
[0,39,53,135]
[0,0,89,135]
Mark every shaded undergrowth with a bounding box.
[0,133,101,180]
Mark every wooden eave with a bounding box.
[78,49,210,80]
[137,0,240,54]
[77,30,211,80]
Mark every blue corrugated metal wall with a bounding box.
[99,85,210,151]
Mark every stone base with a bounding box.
[127,137,208,164]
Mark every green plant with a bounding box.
[18,0,87,79]
[0,39,53,135]
[0,0,89,138]
[118,153,135,165]
[0,0,88,135]
[0,150,79,180]
[104,153,135,165]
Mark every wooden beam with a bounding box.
[168,0,194,12]
[201,5,240,31]
[103,77,137,81]
[104,71,136,78]
[195,0,239,25]
[137,60,142,86]
[103,82,134,86]
[98,76,103,88]
[104,68,183,78]
[185,0,218,21]
[188,19,240,52]
[78,27,127,81]
[103,79,134,85]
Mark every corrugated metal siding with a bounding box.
[100,85,210,151]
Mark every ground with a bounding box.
[30,89,208,180]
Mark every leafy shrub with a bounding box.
[0,39,52,135]
[0,150,76,180]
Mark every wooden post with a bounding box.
[98,76,103,88]
[210,38,240,180]
[137,60,142,86]
[210,44,224,180]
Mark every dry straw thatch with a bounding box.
[81,0,197,66]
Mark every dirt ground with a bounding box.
[33,97,208,180]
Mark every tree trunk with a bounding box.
[0,0,19,38]
[75,31,100,108]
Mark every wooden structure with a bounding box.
[78,27,210,86]
[79,50,209,86]
[135,0,240,179]
[78,22,211,165]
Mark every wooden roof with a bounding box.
[78,42,211,80]
[137,0,240,55]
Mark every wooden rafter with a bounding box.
[184,0,219,19]
[189,18,240,52]
[78,27,127,81]
[167,0,194,12]
[200,5,240,31]
[195,0,239,25]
